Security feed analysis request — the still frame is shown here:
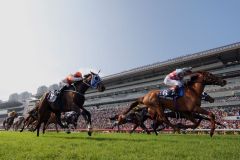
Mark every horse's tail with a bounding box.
[123,97,144,115]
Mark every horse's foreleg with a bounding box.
[55,112,66,129]
[194,107,215,137]
[152,119,161,136]
[130,124,139,134]
[155,105,180,133]
[20,118,28,132]
[34,121,41,137]
[175,113,202,129]
[55,122,59,133]
[82,108,92,136]
[139,123,150,134]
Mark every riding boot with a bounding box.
[201,92,208,100]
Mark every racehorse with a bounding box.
[3,113,18,130]
[35,71,105,136]
[110,107,151,134]
[20,106,38,132]
[113,92,215,135]
[61,111,80,129]
[12,116,25,131]
[124,71,226,137]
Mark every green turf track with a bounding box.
[0,131,239,160]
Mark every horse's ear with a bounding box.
[98,70,101,74]
[90,71,94,74]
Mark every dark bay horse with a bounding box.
[35,71,105,136]
[110,107,151,134]
[3,113,18,130]
[124,71,226,137]
[20,106,38,132]
[12,116,25,131]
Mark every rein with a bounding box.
[83,80,91,87]
[63,90,84,96]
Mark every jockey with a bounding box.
[6,111,17,124]
[59,71,83,93]
[164,67,193,96]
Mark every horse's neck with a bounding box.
[75,81,90,94]
[187,82,204,96]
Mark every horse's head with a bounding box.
[191,71,227,87]
[83,71,105,92]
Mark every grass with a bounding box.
[0,131,239,160]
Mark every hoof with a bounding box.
[88,131,92,136]
[210,132,214,137]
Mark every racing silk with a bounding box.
[62,75,82,86]
[168,69,184,80]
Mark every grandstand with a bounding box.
[84,42,240,108]
[81,42,240,129]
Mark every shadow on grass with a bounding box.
[42,134,180,143]
[43,134,161,142]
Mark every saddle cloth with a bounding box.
[158,87,184,99]
[47,90,58,102]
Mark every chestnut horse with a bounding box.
[124,71,226,137]
[35,71,105,136]
[115,93,215,135]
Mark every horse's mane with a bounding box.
[186,71,208,86]
[84,73,91,78]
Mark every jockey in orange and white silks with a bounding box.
[60,71,83,87]
[164,67,192,95]
[59,71,83,92]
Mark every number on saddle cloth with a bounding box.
[158,87,184,99]
[47,90,58,102]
